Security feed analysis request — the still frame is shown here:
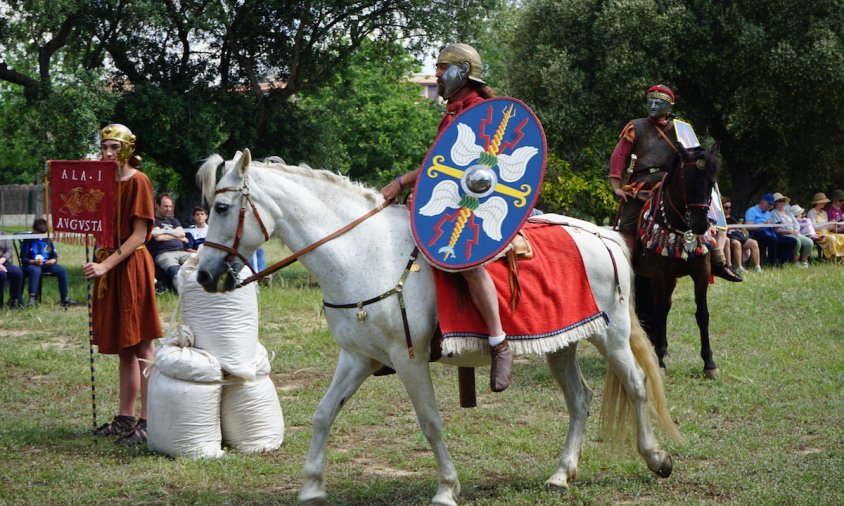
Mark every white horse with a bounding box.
[196,149,680,506]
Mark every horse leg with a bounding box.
[693,276,718,378]
[592,327,674,478]
[543,343,592,491]
[394,358,460,506]
[634,275,654,342]
[299,350,374,506]
[649,276,676,370]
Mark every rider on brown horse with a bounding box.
[609,84,742,283]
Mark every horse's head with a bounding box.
[196,148,275,292]
[665,142,720,235]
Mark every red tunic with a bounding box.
[92,171,163,354]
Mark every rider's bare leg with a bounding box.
[462,267,512,392]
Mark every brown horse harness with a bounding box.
[651,157,712,244]
[202,180,420,358]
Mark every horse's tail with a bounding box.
[599,293,683,446]
[197,154,225,207]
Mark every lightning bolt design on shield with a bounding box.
[419,102,539,260]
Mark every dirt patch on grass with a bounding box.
[352,456,418,478]
[39,334,79,350]
[3,328,35,337]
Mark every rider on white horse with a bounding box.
[380,43,514,392]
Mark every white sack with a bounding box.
[146,367,224,459]
[221,346,284,452]
[159,323,195,348]
[178,255,259,380]
[153,344,222,384]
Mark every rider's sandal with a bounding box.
[115,418,147,446]
[92,415,136,437]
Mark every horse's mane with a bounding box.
[197,153,383,207]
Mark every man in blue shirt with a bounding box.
[21,218,77,307]
[744,193,798,266]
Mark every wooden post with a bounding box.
[457,367,476,408]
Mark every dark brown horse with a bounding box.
[633,143,721,378]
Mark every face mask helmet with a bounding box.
[436,43,485,99]
[646,84,675,119]
[100,123,136,164]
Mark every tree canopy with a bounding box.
[0,0,499,212]
[1,0,841,219]
[505,0,844,211]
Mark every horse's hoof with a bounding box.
[298,489,327,506]
[544,471,571,493]
[650,452,673,478]
[432,493,458,506]
[703,368,719,380]
[544,480,570,494]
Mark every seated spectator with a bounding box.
[706,187,742,282]
[0,230,24,308]
[185,206,209,252]
[791,204,816,240]
[826,189,844,233]
[744,193,798,266]
[20,218,77,307]
[808,192,844,261]
[723,198,761,273]
[770,192,812,268]
[147,194,190,292]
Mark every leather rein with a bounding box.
[202,181,419,358]
[204,179,395,286]
[651,143,712,238]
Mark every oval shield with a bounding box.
[411,97,547,272]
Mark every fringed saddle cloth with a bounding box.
[434,220,608,357]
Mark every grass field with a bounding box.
[0,238,842,505]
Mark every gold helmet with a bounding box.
[436,43,485,85]
[100,123,136,164]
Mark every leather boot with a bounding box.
[489,340,513,392]
[710,249,742,282]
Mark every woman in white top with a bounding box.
[769,192,813,267]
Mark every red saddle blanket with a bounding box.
[434,222,608,356]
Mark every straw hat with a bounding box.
[772,192,789,203]
[790,204,805,216]
[811,192,831,205]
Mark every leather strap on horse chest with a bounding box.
[323,247,420,359]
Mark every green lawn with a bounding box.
[0,238,841,505]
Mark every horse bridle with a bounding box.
[203,175,396,287]
[202,175,418,357]
[203,179,271,281]
[658,158,712,238]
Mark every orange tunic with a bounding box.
[92,171,163,354]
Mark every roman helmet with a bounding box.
[100,123,136,164]
[436,43,485,99]
[646,84,675,119]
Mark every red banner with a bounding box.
[49,160,117,248]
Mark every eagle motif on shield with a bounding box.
[412,98,547,271]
